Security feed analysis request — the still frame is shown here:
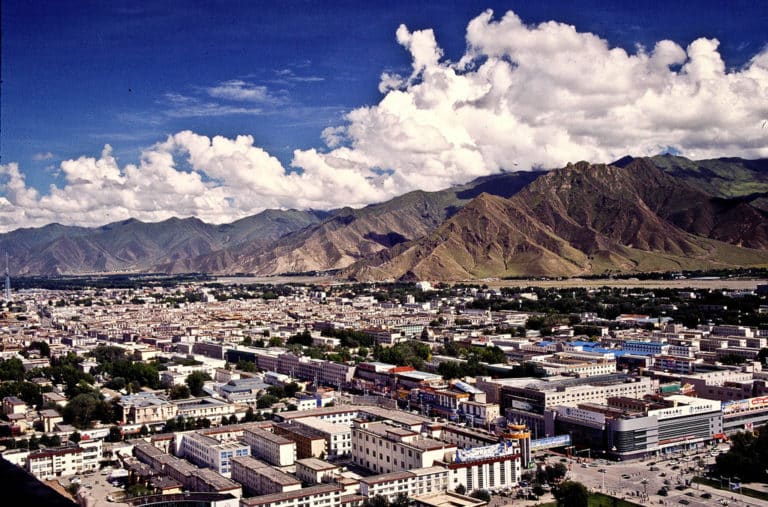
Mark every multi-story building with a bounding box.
[274,422,327,459]
[447,442,522,494]
[295,458,339,485]
[118,393,178,425]
[175,397,237,424]
[351,420,456,475]
[293,417,352,457]
[178,432,250,477]
[26,441,101,480]
[2,396,26,416]
[231,455,301,496]
[243,426,296,466]
[240,484,343,507]
[360,467,450,501]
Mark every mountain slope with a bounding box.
[180,171,543,275]
[1,210,327,276]
[347,159,768,281]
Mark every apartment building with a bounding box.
[27,441,101,480]
[295,458,339,485]
[273,422,327,459]
[178,432,250,477]
[243,426,296,466]
[240,484,343,507]
[360,466,450,501]
[293,416,352,457]
[351,420,456,475]
[231,455,301,496]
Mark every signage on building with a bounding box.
[723,396,768,414]
[530,434,572,451]
[455,440,516,463]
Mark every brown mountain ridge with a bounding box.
[346,159,768,281]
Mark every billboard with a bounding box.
[530,434,572,451]
[455,440,516,463]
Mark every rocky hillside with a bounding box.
[346,159,768,280]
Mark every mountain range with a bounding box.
[3,155,768,280]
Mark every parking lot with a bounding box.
[59,467,130,507]
[541,444,768,507]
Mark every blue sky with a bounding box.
[1,1,767,231]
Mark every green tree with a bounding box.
[168,384,191,399]
[454,484,466,495]
[185,371,212,397]
[257,393,279,409]
[107,426,123,442]
[470,490,491,502]
[552,481,589,507]
[69,431,81,444]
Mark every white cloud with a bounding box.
[2,9,768,232]
[162,93,263,117]
[311,9,768,192]
[32,152,54,161]
[0,132,393,232]
[206,80,285,103]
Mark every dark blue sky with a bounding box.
[2,0,767,192]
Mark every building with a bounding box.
[274,422,328,459]
[295,458,339,485]
[360,467,450,501]
[351,419,457,475]
[2,396,27,416]
[293,417,352,457]
[27,441,101,480]
[243,426,296,466]
[240,483,343,507]
[118,393,178,426]
[178,432,250,477]
[231,455,301,496]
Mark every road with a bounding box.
[540,445,768,507]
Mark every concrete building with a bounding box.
[295,458,339,485]
[351,420,457,475]
[360,467,450,501]
[26,441,101,480]
[118,393,178,426]
[178,432,250,477]
[231,455,301,496]
[243,426,296,466]
[293,416,352,457]
[274,422,327,459]
[240,483,343,507]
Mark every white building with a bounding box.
[231,455,301,496]
[293,416,351,457]
[178,432,250,477]
[242,426,296,466]
[351,420,456,475]
[26,441,101,480]
[360,466,450,501]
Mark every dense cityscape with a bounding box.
[1,275,768,506]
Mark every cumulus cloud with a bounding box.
[310,9,768,190]
[0,132,393,231]
[2,9,768,232]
